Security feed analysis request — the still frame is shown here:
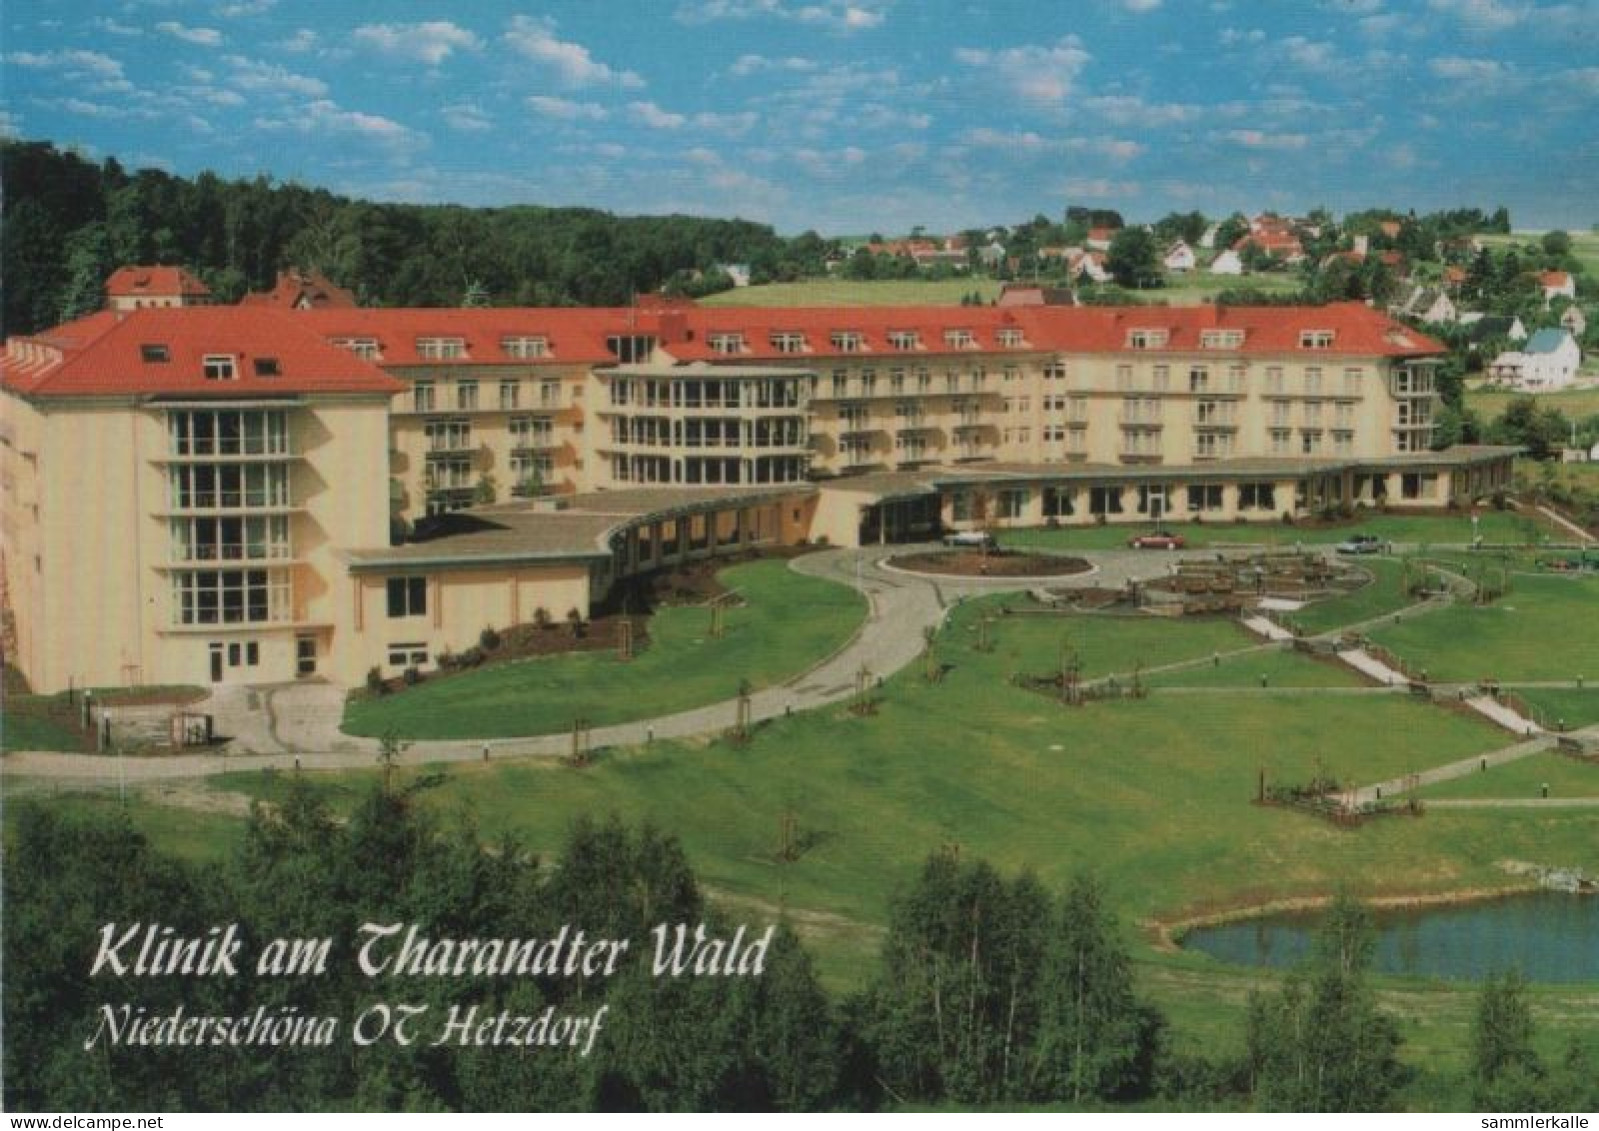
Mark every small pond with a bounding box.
[1181,892,1599,983]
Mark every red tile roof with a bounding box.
[7,302,1444,398]
[104,265,212,298]
[2,308,404,398]
[1540,270,1574,289]
[240,268,357,309]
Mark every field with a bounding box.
[343,558,866,739]
[1416,751,1599,800]
[697,271,1304,309]
[1478,229,1599,277]
[1367,574,1599,682]
[1466,384,1599,425]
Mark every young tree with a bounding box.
[1470,970,1543,1109]
[1031,874,1160,1103]
[1246,894,1405,1111]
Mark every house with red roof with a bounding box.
[104,266,214,311]
[241,267,359,310]
[1540,270,1576,304]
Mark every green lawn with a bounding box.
[1146,649,1364,689]
[999,511,1550,554]
[1368,574,1599,682]
[1514,688,1599,730]
[1414,752,1599,800]
[1284,558,1418,635]
[1467,385,1599,426]
[699,278,1002,307]
[342,558,866,740]
[30,588,1598,1102]
[970,600,1258,679]
[2,699,89,753]
[240,597,1525,991]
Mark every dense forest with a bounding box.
[0,140,835,336]
[6,788,1597,1112]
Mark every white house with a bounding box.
[1209,249,1244,275]
[1486,328,1582,391]
[1067,250,1112,284]
[1393,285,1457,325]
[1561,305,1587,337]
[1541,270,1577,304]
[1162,240,1196,273]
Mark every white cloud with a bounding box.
[1061,178,1140,198]
[1326,0,1384,12]
[856,103,931,130]
[675,0,891,33]
[629,100,687,129]
[0,109,18,138]
[1425,0,1529,30]
[1428,55,1507,81]
[156,22,224,47]
[6,49,124,80]
[1122,0,1162,10]
[1217,129,1309,150]
[1219,27,1266,45]
[954,36,1091,105]
[94,18,143,37]
[626,101,758,133]
[441,103,493,131]
[1281,36,1337,70]
[503,16,644,88]
[256,100,420,148]
[271,29,318,53]
[179,85,246,107]
[1081,94,1199,127]
[353,22,481,66]
[215,0,277,16]
[1359,12,1404,34]
[528,95,609,121]
[728,54,817,76]
[223,54,329,98]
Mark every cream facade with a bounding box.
[3,301,1519,694]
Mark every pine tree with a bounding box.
[1470,970,1543,1109]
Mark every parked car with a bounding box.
[1335,534,1387,555]
[1128,530,1186,550]
[943,530,998,549]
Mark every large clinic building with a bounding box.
[2,296,1516,693]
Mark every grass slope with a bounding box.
[342,559,865,740]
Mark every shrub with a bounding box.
[533,607,553,630]
[566,608,586,638]
[480,625,501,652]
[366,666,385,695]
[403,666,422,686]
[1281,510,1296,526]
[437,648,457,671]
[461,646,486,667]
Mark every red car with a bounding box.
[1128,530,1187,550]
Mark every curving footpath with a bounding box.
[7,546,1174,783]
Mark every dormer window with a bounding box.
[887,330,921,351]
[770,332,807,353]
[202,354,237,381]
[1200,330,1244,349]
[141,344,170,364]
[1127,329,1168,349]
[943,329,976,349]
[1299,330,1335,350]
[333,337,381,360]
[997,328,1024,348]
[501,336,550,359]
[830,331,865,353]
[253,357,281,377]
[417,336,466,360]
[707,332,747,355]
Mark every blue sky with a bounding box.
[5,0,1596,233]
